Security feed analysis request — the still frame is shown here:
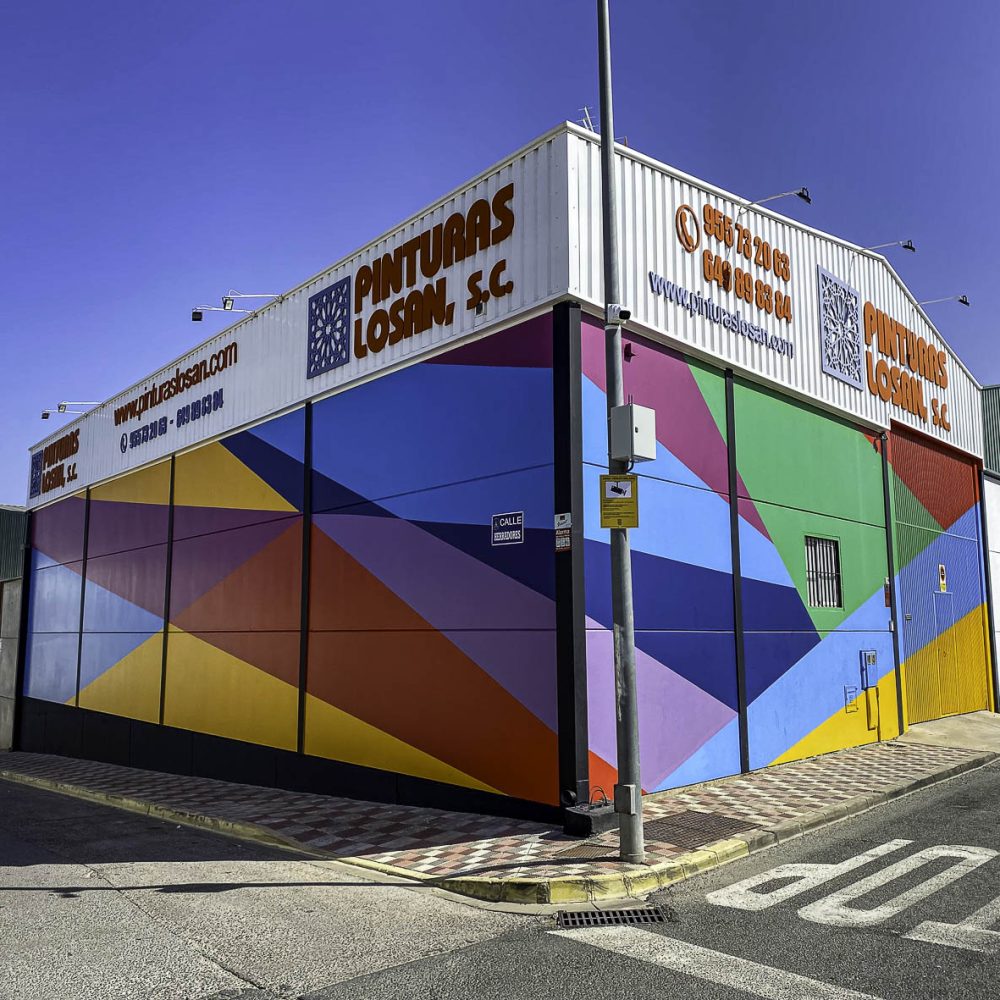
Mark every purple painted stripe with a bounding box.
[87,500,169,557]
[31,495,87,565]
[312,512,558,728]
[585,619,735,789]
[169,517,293,615]
[426,313,553,368]
[172,505,294,541]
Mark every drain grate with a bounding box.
[556,905,668,929]
[643,809,756,849]
[555,843,618,860]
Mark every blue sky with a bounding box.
[2,1,998,504]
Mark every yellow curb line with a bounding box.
[3,749,993,907]
[341,836,751,905]
[0,765,752,904]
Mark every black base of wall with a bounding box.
[15,698,562,825]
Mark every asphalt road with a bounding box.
[3,759,1000,999]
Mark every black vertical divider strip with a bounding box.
[297,402,313,754]
[553,301,590,808]
[978,469,1000,713]
[158,456,176,726]
[74,489,92,708]
[12,510,32,748]
[880,433,905,733]
[725,371,750,774]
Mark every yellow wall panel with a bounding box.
[769,672,895,766]
[163,630,297,750]
[76,634,163,723]
[903,603,989,724]
[303,695,499,794]
[90,460,171,506]
[173,441,296,512]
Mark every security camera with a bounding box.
[191,309,203,322]
[607,304,631,326]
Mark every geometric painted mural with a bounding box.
[22,307,992,812]
[580,315,901,792]
[304,314,563,804]
[23,314,569,806]
[580,318,742,793]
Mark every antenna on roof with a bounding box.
[579,105,598,132]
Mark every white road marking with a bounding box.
[551,926,885,999]
[798,844,997,927]
[906,894,1000,953]
[706,840,912,911]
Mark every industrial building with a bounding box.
[15,123,997,820]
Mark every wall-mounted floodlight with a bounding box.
[192,304,251,321]
[867,239,916,253]
[223,289,280,308]
[40,401,98,420]
[737,187,811,217]
[918,295,971,307]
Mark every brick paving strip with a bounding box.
[0,741,992,905]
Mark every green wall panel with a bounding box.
[734,381,885,527]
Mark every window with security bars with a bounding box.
[805,536,842,608]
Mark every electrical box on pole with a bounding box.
[610,403,657,464]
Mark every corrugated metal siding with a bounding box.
[0,508,27,582]
[27,129,572,509]
[983,386,1000,474]
[566,127,984,459]
[892,428,988,723]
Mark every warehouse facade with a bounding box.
[18,124,995,819]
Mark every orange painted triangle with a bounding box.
[171,520,302,634]
[307,529,559,805]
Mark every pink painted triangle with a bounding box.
[581,317,770,540]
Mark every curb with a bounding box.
[0,769,296,853]
[1,749,994,906]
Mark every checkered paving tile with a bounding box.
[0,740,982,883]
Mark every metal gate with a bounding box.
[891,428,990,725]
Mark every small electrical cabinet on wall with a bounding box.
[860,649,879,732]
[610,404,657,463]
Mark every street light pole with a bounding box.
[597,0,645,865]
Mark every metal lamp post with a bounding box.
[597,0,644,865]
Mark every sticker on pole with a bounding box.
[600,474,638,528]
[491,511,524,546]
[555,512,572,552]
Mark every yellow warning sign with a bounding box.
[600,474,639,529]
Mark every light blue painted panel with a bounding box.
[82,577,163,634]
[79,631,160,689]
[653,717,741,791]
[746,591,894,768]
[582,464,733,576]
[23,632,78,703]
[28,563,83,633]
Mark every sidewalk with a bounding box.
[1,726,994,906]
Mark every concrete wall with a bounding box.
[0,580,22,750]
